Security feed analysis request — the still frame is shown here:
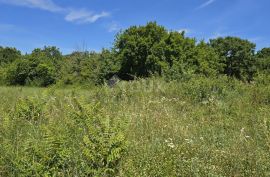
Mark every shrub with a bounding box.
[70,98,127,176]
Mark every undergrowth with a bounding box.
[0,76,270,176]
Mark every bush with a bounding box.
[5,57,57,87]
[70,98,127,176]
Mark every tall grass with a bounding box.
[0,76,270,176]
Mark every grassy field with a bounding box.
[0,77,270,176]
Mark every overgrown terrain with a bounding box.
[1,22,270,176]
[1,76,270,176]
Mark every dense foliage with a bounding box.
[0,22,269,86]
[256,47,270,74]
[209,37,257,81]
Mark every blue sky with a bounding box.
[0,0,269,54]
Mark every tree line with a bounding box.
[0,22,269,87]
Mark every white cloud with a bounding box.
[65,9,110,24]
[0,0,63,12]
[196,0,216,10]
[0,0,109,24]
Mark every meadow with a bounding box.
[0,76,270,176]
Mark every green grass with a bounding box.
[0,77,270,176]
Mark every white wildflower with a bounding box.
[165,138,176,149]
[185,138,193,144]
[168,142,175,149]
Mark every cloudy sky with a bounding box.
[0,0,269,54]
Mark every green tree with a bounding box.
[31,46,62,60]
[155,31,197,80]
[256,48,270,73]
[62,49,120,85]
[5,48,58,87]
[5,58,31,85]
[81,49,120,84]
[60,51,100,85]
[114,22,168,79]
[0,47,21,66]
[31,46,63,74]
[193,41,224,76]
[209,37,256,81]
[114,22,222,80]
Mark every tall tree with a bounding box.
[5,47,61,87]
[210,37,256,81]
[114,22,168,79]
[0,47,21,66]
[193,41,223,76]
[256,47,270,73]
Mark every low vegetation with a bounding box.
[0,76,270,176]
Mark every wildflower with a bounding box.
[209,95,215,103]
[161,97,166,102]
[172,98,178,101]
[168,142,175,149]
[165,138,176,149]
[202,100,209,105]
[185,138,193,144]
[240,128,251,141]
